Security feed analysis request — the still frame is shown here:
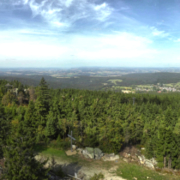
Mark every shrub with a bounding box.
[90,172,104,180]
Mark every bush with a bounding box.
[55,166,65,178]
[48,138,70,150]
[90,172,104,180]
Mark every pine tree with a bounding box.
[45,99,60,139]
[35,78,51,139]
[2,120,49,180]
[0,105,10,158]
[24,101,38,139]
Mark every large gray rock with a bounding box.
[94,148,103,159]
[145,159,154,169]
[138,155,157,169]
[85,147,94,159]
[82,147,104,159]
[102,154,120,161]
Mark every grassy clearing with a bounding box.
[35,144,180,180]
[112,86,132,90]
[108,79,123,85]
[116,162,179,180]
[163,83,174,87]
[136,85,152,88]
[35,144,67,158]
[34,144,95,166]
[174,82,180,88]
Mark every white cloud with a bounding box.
[151,27,169,37]
[0,41,68,60]
[174,38,180,42]
[93,2,113,21]
[0,30,159,67]
[52,21,67,27]
[70,33,157,60]
[18,29,56,35]
[64,0,74,7]
[94,3,107,10]
[27,0,113,28]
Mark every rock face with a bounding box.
[138,155,157,169]
[121,147,157,169]
[102,154,120,161]
[80,147,121,162]
[83,147,94,159]
[72,145,77,150]
[94,148,103,159]
[82,147,104,159]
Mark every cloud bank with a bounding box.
[0,0,180,67]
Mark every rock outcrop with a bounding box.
[82,147,103,159]
[138,155,157,169]
[102,153,120,161]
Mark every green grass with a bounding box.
[163,83,174,87]
[136,85,152,88]
[34,144,68,159]
[34,144,87,164]
[174,82,180,88]
[35,144,180,180]
[108,79,123,85]
[116,162,178,180]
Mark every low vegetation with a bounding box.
[116,163,179,180]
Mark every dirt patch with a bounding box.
[120,146,140,157]
[65,150,77,156]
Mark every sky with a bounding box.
[1,0,180,68]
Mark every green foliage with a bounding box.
[2,106,49,179]
[1,91,17,105]
[3,78,180,170]
[55,167,66,178]
[90,173,104,180]
[49,138,70,150]
[0,105,11,158]
[116,162,172,180]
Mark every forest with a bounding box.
[0,77,180,179]
[1,72,180,90]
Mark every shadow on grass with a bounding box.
[34,143,48,153]
[55,162,82,176]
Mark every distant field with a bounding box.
[175,82,180,87]
[163,83,174,87]
[117,86,132,90]
[2,72,180,92]
[108,79,123,85]
[136,84,152,88]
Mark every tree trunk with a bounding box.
[164,156,166,168]
[168,156,172,169]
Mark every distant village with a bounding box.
[135,83,180,93]
[122,83,180,94]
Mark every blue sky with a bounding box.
[1,0,180,67]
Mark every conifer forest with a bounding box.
[1,77,180,179]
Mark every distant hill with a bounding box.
[1,71,180,91]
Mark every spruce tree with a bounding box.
[2,119,49,180]
[24,101,38,139]
[35,78,51,139]
[0,105,10,158]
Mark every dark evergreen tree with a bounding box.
[35,78,51,139]
[2,120,49,180]
[0,105,10,158]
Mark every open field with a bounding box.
[2,68,180,93]
[108,79,123,85]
